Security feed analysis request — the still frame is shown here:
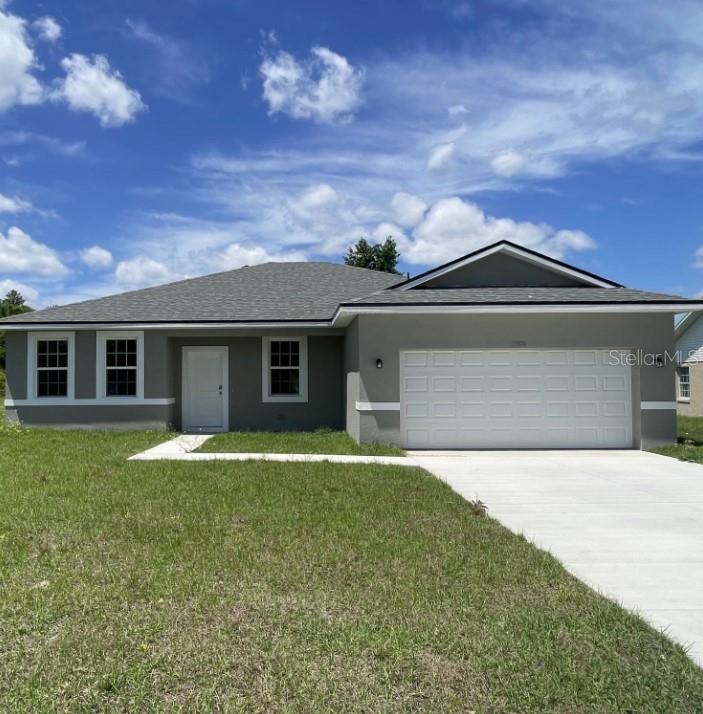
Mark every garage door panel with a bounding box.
[546,401,570,417]
[404,402,428,418]
[516,376,540,391]
[461,377,484,391]
[432,402,457,418]
[575,375,598,391]
[460,401,485,417]
[460,351,484,366]
[488,376,513,391]
[404,376,428,392]
[401,349,632,449]
[574,401,599,417]
[604,375,627,391]
[546,376,570,391]
[431,376,456,391]
[403,351,428,367]
[431,351,456,367]
[603,401,627,417]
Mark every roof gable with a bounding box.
[395,241,621,290]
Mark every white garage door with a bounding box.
[401,349,632,449]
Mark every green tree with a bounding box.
[0,290,33,369]
[344,237,401,274]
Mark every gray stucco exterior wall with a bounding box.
[351,313,676,449]
[3,316,678,448]
[344,318,361,442]
[75,331,96,399]
[5,330,27,401]
[169,333,344,432]
[4,329,344,432]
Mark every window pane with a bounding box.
[679,367,690,399]
[106,339,137,368]
[106,368,137,396]
[37,340,68,369]
[270,341,299,368]
[37,369,67,397]
[270,368,299,395]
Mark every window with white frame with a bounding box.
[262,337,308,402]
[678,366,690,401]
[28,332,75,399]
[97,332,144,399]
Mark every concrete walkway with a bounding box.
[129,434,413,466]
[411,449,703,666]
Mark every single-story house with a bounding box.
[674,312,703,416]
[2,240,701,449]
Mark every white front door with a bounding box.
[182,346,229,432]
[400,349,633,449]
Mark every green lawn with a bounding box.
[199,428,405,456]
[653,415,703,463]
[1,425,703,711]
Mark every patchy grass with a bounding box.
[652,416,703,463]
[1,428,702,712]
[199,428,405,456]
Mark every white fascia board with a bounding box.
[0,321,332,332]
[674,311,700,338]
[333,303,703,323]
[398,244,617,290]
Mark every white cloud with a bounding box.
[0,278,39,305]
[448,104,468,117]
[80,245,113,270]
[403,197,595,264]
[0,226,68,277]
[216,243,306,270]
[491,150,527,178]
[260,45,364,123]
[427,142,456,172]
[33,16,61,42]
[52,54,146,127]
[125,18,209,98]
[287,183,338,220]
[0,130,85,156]
[0,193,31,213]
[0,8,43,111]
[115,256,172,286]
[390,192,427,228]
[694,247,703,269]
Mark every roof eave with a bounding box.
[0,319,335,331]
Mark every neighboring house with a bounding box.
[1,240,701,449]
[674,312,703,416]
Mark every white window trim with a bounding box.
[261,336,308,403]
[677,365,691,403]
[96,331,145,400]
[27,332,75,400]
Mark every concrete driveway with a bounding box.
[411,449,703,666]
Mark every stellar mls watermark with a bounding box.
[606,350,690,367]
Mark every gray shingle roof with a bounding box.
[0,262,403,324]
[344,287,697,306]
[1,263,697,327]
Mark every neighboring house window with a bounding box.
[261,336,308,403]
[96,331,144,399]
[678,366,690,401]
[27,332,75,400]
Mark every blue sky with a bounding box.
[1,0,703,307]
